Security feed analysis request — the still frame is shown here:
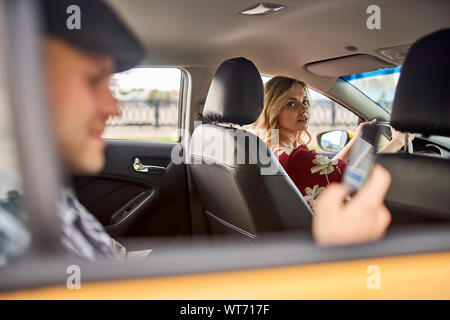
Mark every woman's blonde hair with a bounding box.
[252,76,312,149]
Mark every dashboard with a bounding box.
[411,136,450,158]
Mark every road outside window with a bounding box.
[105,68,181,142]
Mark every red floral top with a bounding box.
[275,145,347,207]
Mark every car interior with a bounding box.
[1,0,450,295]
[68,0,450,249]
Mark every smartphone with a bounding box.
[342,124,381,195]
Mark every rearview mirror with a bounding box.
[317,130,350,153]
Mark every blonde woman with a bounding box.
[252,76,410,207]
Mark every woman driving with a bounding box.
[251,76,412,208]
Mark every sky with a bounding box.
[112,67,182,92]
[111,69,328,101]
[115,69,271,92]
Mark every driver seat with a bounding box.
[188,57,312,240]
[376,29,450,222]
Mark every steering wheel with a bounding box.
[366,121,414,153]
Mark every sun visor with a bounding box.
[306,54,396,77]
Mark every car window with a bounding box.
[308,89,360,151]
[105,68,182,142]
[0,54,30,266]
[342,66,402,112]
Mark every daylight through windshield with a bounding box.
[342,66,402,112]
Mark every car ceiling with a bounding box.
[107,0,450,89]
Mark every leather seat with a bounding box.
[376,29,450,221]
[188,57,312,240]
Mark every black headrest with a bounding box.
[390,29,450,136]
[203,57,264,125]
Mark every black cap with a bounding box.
[40,0,145,72]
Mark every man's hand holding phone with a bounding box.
[312,124,392,246]
[312,164,392,246]
[342,124,381,195]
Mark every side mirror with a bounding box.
[317,130,350,153]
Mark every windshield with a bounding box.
[342,66,402,112]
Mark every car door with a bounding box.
[72,68,192,242]
[72,140,191,241]
[2,228,450,300]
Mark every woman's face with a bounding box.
[277,83,310,133]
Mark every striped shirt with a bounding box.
[57,188,121,261]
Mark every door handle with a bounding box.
[133,157,166,174]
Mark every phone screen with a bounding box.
[342,125,380,194]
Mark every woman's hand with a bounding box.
[390,126,415,147]
[353,119,377,140]
[331,119,377,162]
[354,120,415,153]
[379,127,415,153]
[312,164,392,246]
